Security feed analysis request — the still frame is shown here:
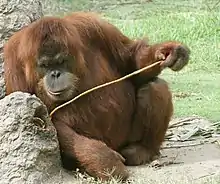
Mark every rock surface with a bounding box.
[0,0,43,60]
[0,62,5,99]
[0,92,61,184]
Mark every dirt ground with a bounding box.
[128,142,220,183]
[128,116,220,184]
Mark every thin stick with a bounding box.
[161,140,217,149]
[50,61,162,117]
[161,142,204,149]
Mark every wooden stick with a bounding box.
[50,61,162,117]
[161,142,204,149]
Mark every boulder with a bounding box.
[0,92,63,184]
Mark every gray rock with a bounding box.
[0,92,78,184]
[0,0,43,58]
[0,0,43,99]
[0,63,5,99]
[0,92,61,184]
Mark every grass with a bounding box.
[104,1,220,122]
[104,7,220,121]
[43,0,220,122]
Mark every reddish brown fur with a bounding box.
[3,12,190,180]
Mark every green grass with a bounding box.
[43,0,220,122]
[103,1,220,122]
